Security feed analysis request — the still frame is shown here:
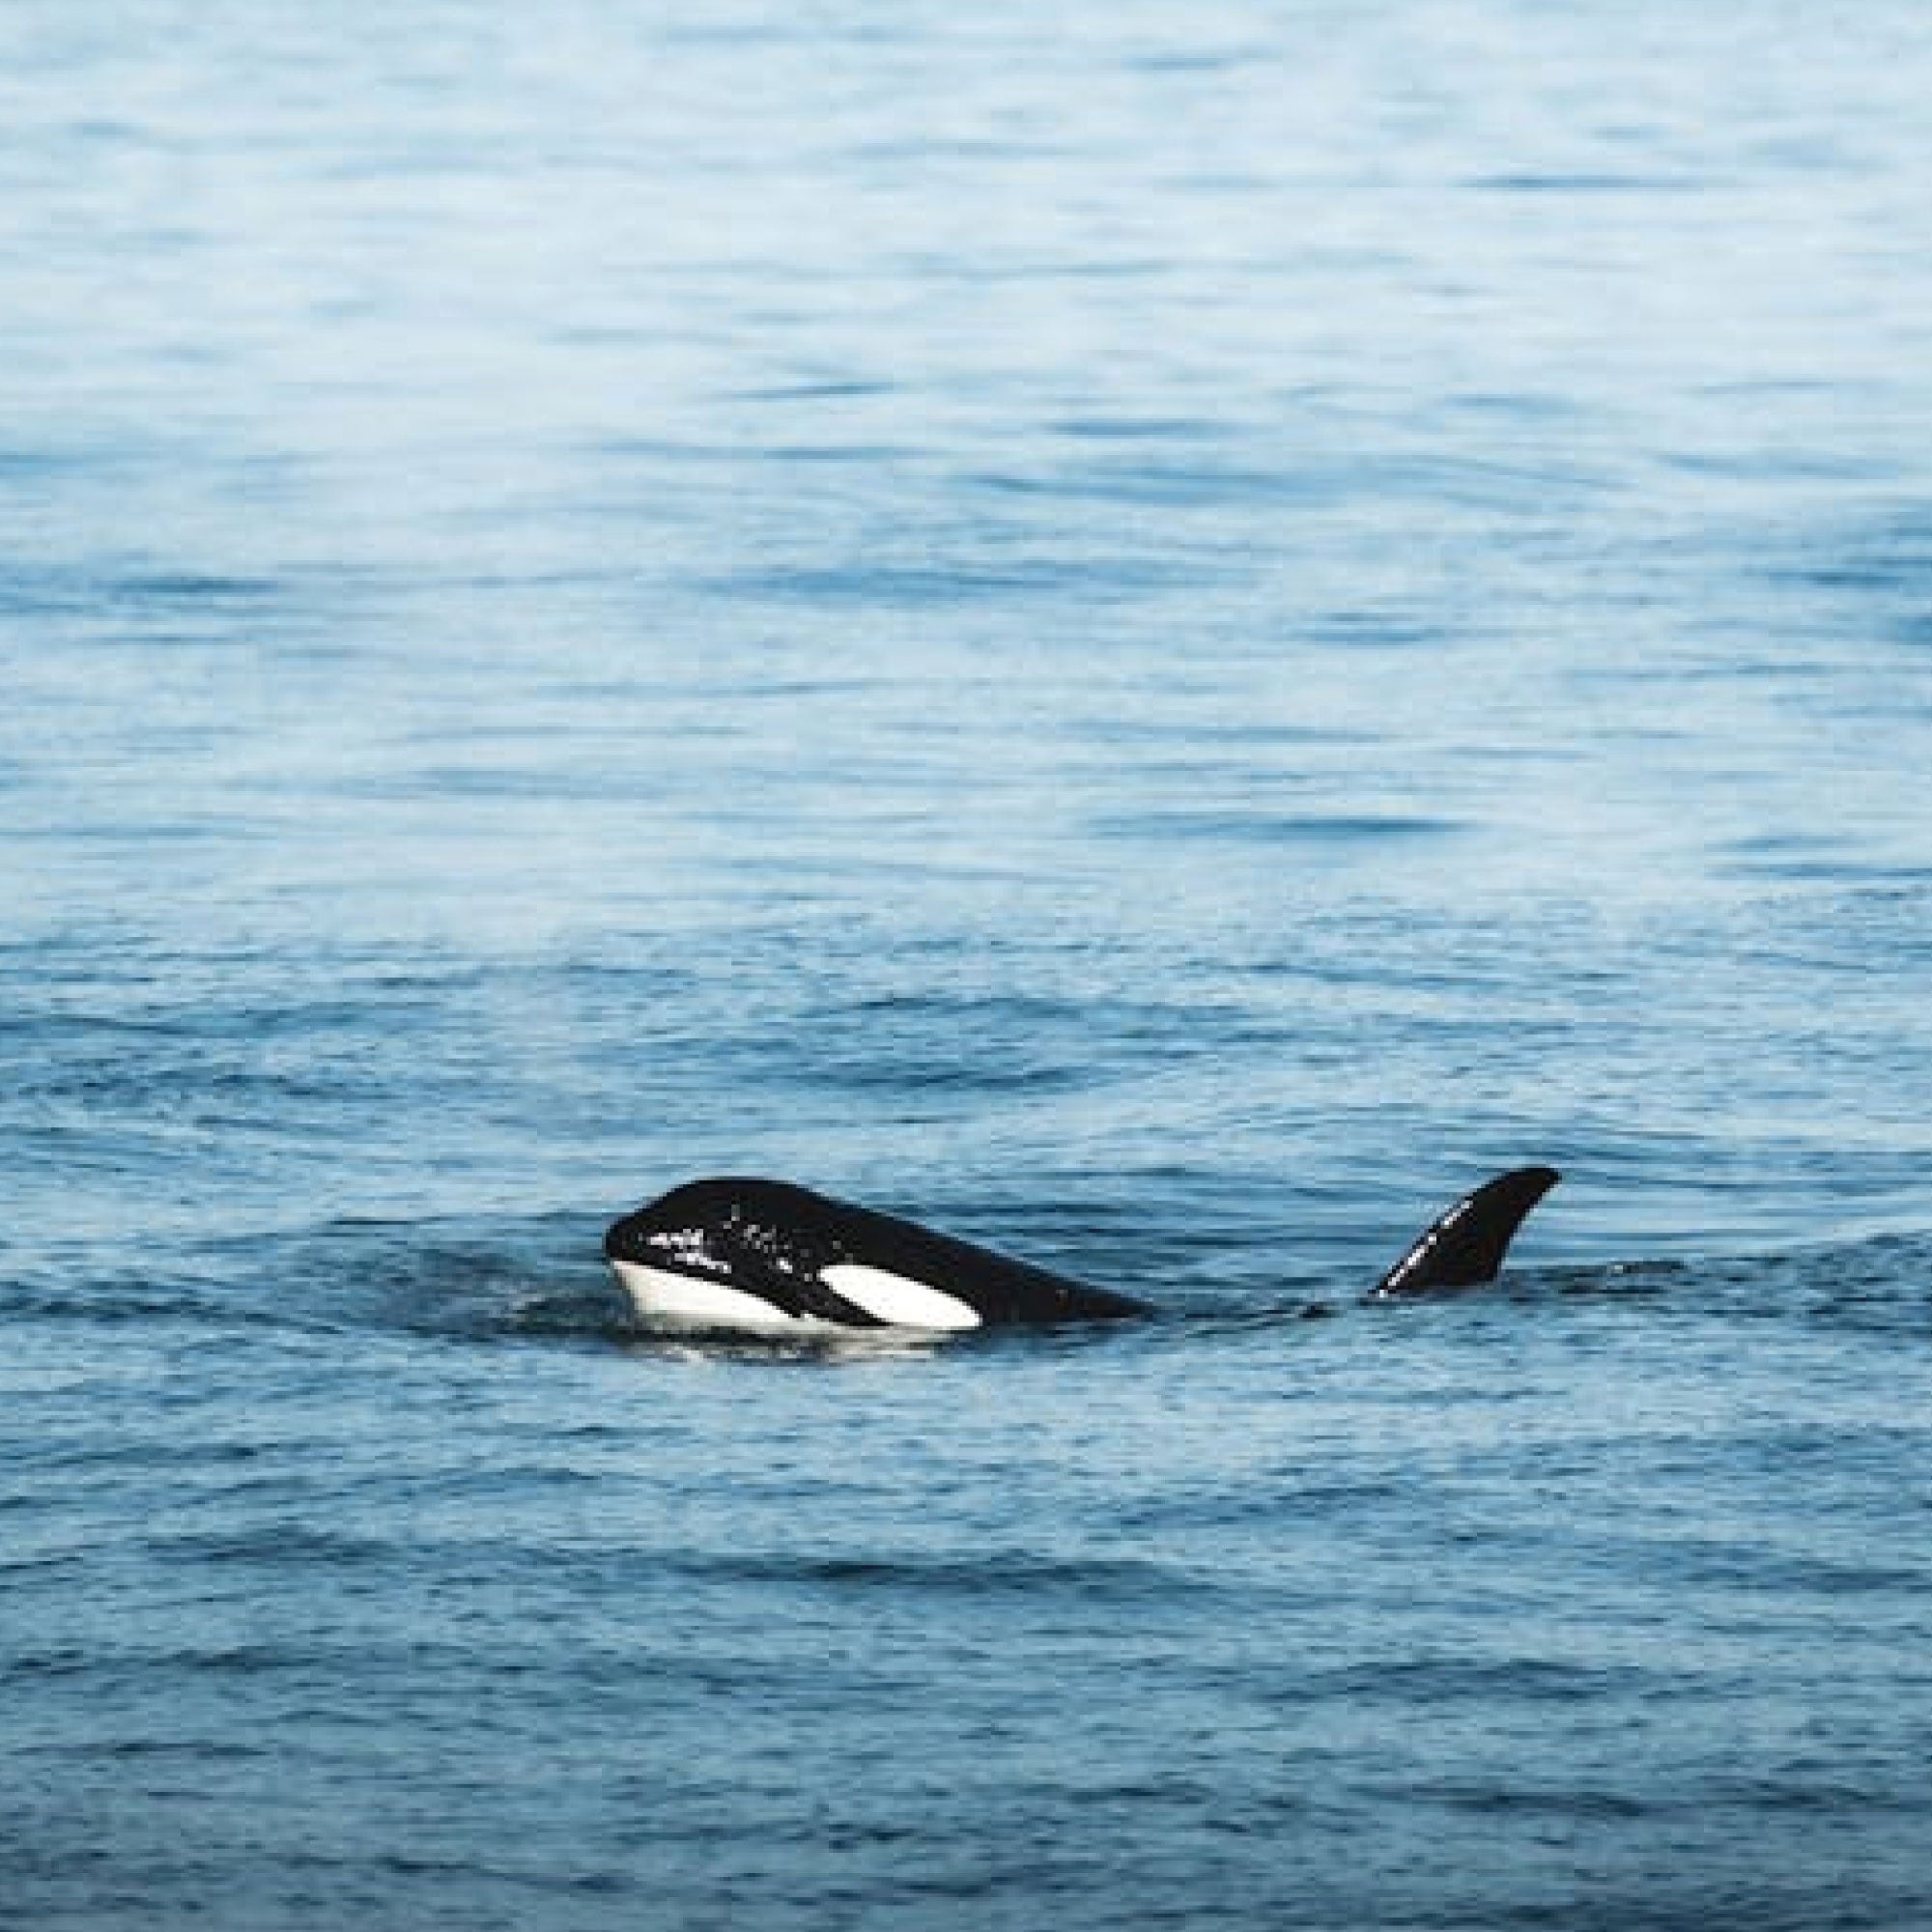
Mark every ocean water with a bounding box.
[5,3,1932,1926]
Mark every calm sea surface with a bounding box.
[5,5,1932,1927]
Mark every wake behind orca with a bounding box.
[603,1167,1560,1335]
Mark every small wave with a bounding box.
[670,1546,1208,1604]
[713,556,1184,606]
[147,1526,399,1570]
[1091,809,1464,846]
[1468,169,1703,195]
[111,572,280,603]
[1386,1779,1658,1821]
[1643,1235,1932,1335]
[26,1737,272,1764]
[1313,1656,1652,1706]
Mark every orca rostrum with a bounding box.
[604,1167,1560,1335]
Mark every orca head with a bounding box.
[604,1178,986,1333]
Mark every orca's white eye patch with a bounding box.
[819,1264,981,1330]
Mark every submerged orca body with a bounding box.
[604,1167,1559,1336]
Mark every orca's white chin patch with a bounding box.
[611,1262,827,1333]
[610,1261,981,1335]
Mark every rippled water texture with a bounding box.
[5,4,1931,1927]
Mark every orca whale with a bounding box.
[603,1167,1559,1335]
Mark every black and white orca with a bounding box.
[603,1167,1559,1335]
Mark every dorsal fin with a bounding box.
[1370,1167,1560,1296]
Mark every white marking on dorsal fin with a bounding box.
[819,1264,982,1331]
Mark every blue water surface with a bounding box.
[5,4,1932,1927]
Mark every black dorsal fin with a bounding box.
[1370,1167,1560,1296]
